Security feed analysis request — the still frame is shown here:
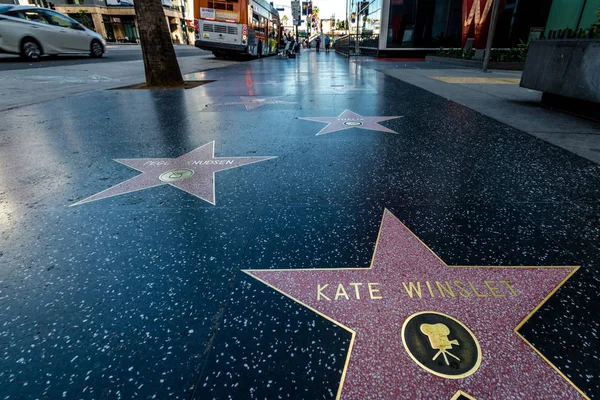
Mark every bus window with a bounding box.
[262,16,268,35]
[270,22,278,39]
[253,13,268,35]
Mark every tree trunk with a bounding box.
[134,0,184,87]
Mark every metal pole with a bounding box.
[576,0,588,31]
[482,0,502,72]
[346,0,349,35]
[355,1,360,55]
[181,3,188,45]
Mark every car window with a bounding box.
[21,10,51,24]
[43,10,75,28]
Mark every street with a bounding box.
[0,45,236,110]
[0,44,210,71]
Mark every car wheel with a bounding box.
[90,40,104,58]
[20,38,42,61]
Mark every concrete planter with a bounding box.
[425,55,525,71]
[520,40,600,104]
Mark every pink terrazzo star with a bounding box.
[215,96,297,111]
[254,80,285,86]
[299,109,403,135]
[72,141,276,206]
[244,210,586,399]
[315,86,375,94]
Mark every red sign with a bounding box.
[462,0,505,48]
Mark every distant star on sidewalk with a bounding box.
[318,86,375,94]
[72,142,276,206]
[254,80,285,86]
[215,96,297,111]
[299,109,403,136]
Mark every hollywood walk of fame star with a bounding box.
[299,109,403,136]
[254,80,285,86]
[244,210,587,399]
[314,86,376,94]
[212,96,297,111]
[72,142,276,206]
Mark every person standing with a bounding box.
[325,36,331,52]
[316,36,321,52]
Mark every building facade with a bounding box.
[349,0,599,52]
[2,0,195,44]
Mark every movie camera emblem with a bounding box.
[401,311,482,379]
[159,169,195,183]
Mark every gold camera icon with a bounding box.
[420,323,460,365]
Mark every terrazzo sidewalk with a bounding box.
[0,52,598,399]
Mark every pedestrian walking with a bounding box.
[316,36,321,53]
[325,36,331,52]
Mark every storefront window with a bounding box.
[361,0,382,35]
[387,0,461,48]
[103,15,137,42]
[544,0,599,37]
[493,0,553,48]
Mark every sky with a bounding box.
[277,0,349,23]
[314,0,348,20]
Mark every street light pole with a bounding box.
[482,0,501,72]
[355,0,360,55]
[181,1,188,44]
[346,0,349,35]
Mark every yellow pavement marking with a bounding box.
[429,76,521,84]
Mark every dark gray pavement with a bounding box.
[0,51,598,399]
[379,65,600,166]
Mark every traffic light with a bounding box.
[360,1,369,16]
[351,13,356,23]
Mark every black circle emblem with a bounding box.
[401,311,481,379]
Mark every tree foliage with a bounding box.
[76,9,93,30]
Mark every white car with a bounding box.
[0,5,106,60]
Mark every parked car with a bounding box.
[0,5,106,60]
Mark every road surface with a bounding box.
[0,44,210,71]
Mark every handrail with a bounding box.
[334,34,378,57]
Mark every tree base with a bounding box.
[111,80,214,90]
